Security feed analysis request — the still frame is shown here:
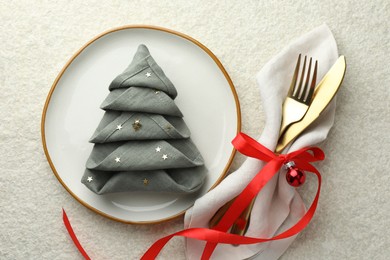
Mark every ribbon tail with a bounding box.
[141,234,175,260]
[62,209,91,260]
[142,227,271,259]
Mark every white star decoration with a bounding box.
[162,154,168,160]
[155,146,162,152]
[116,124,123,130]
[115,157,121,163]
[87,176,93,182]
[145,72,152,77]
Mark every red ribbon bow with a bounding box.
[141,133,324,259]
[63,133,325,260]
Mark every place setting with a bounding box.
[42,26,240,224]
[42,24,346,259]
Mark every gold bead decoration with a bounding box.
[132,119,142,131]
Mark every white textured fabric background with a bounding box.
[1,1,389,259]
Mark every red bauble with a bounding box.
[285,166,306,187]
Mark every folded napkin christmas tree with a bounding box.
[82,44,205,194]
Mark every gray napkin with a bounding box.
[82,44,205,195]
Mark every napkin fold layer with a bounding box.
[89,111,190,143]
[86,139,204,171]
[101,86,183,117]
[82,167,205,194]
[184,24,338,259]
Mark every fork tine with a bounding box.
[293,55,307,98]
[287,54,301,97]
[300,57,312,101]
[304,60,317,104]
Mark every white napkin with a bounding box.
[184,24,339,260]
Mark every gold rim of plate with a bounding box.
[40,25,242,224]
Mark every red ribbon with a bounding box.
[62,209,91,260]
[141,133,324,259]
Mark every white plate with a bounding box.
[42,25,240,224]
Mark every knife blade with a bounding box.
[275,55,346,153]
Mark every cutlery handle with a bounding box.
[209,199,234,228]
[209,142,290,231]
[230,198,255,236]
[209,197,256,236]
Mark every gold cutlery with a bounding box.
[276,56,346,153]
[209,56,346,237]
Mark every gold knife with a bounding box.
[276,55,346,153]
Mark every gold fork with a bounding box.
[279,54,318,137]
[209,54,318,236]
